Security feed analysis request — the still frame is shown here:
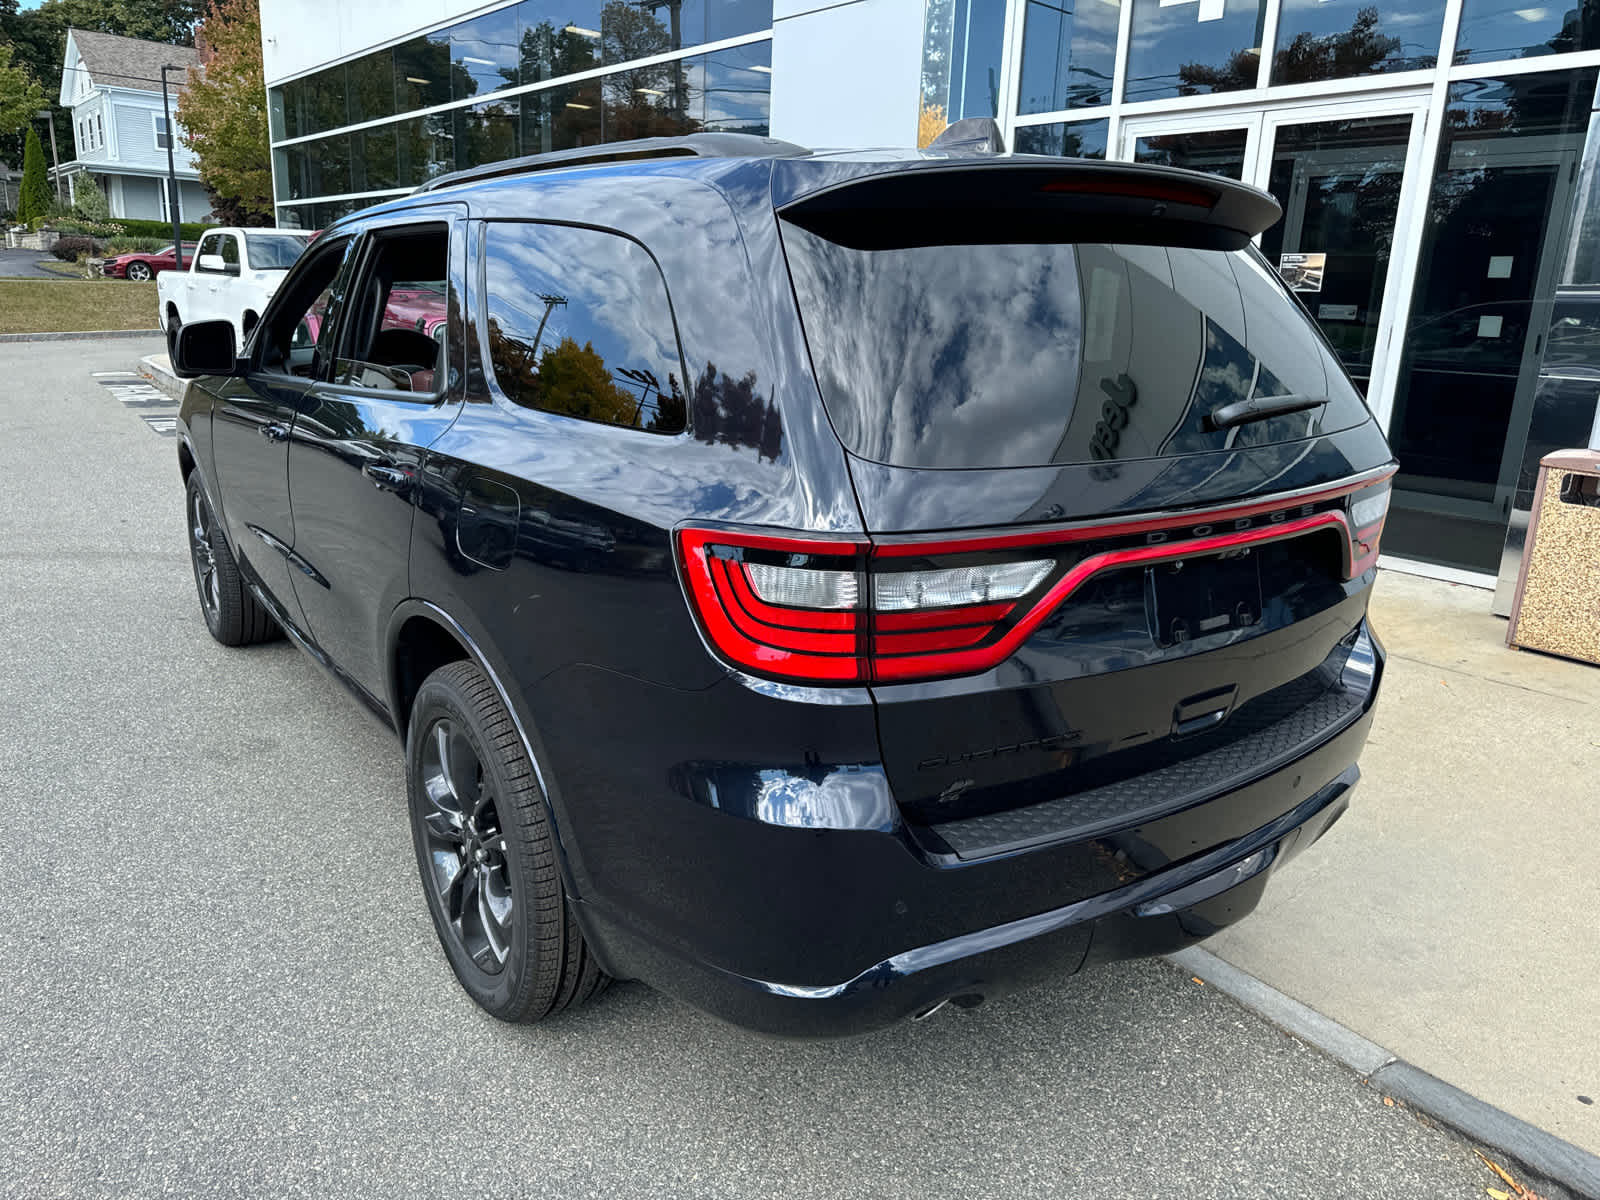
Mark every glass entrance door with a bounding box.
[1255,104,1430,407]
[1122,100,1430,416]
[1121,114,1260,181]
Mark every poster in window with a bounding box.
[1277,252,1325,293]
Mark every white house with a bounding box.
[54,28,212,223]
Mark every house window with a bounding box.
[96,114,104,148]
[155,114,171,150]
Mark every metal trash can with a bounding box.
[1507,449,1600,664]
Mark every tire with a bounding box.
[126,261,152,281]
[185,473,279,646]
[406,660,607,1022]
[166,308,181,358]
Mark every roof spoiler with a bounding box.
[775,160,1282,252]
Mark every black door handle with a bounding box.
[260,422,289,442]
[362,461,413,493]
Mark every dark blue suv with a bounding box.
[171,132,1394,1036]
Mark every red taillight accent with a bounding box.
[873,602,1015,632]
[871,512,1348,682]
[676,469,1394,687]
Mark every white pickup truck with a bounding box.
[157,227,314,352]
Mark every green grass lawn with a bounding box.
[0,279,160,334]
[35,259,90,278]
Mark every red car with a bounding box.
[102,243,199,282]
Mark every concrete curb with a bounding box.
[137,352,184,401]
[0,328,161,343]
[1170,946,1600,1199]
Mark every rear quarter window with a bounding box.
[482,221,687,434]
[781,226,1371,469]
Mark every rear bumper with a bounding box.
[573,624,1382,1038]
[582,760,1360,1038]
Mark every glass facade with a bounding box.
[1124,0,1264,103]
[1016,0,1120,115]
[923,0,1600,581]
[1013,118,1107,156]
[1270,0,1440,85]
[1454,0,1600,64]
[270,0,772,224]
[920,0,1011,141]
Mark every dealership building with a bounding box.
[260,0,1600,594]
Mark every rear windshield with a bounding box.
[780,226,1372,470]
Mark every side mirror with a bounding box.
[172,319,243,379]
[197,253,227,274]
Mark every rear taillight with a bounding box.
[677,468,1396,686]
[677,529,1056,685]
[1345,478,1391,576]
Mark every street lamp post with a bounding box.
[36,109,64,204]
[160,64,183,268]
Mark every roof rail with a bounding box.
[413,132,811,193]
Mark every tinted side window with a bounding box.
[219,236,240,267]
[482,222,686,434]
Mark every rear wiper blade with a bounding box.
[1205,393,1325,431]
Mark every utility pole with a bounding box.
[36,109,64,204]
[160,65,183,268]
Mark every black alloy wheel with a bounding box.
[126,261,152,281]
[184,473,279,646]
[417,715,516,973]
[188,480,221,628]
[406,661,607,1022]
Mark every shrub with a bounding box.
[103,236,172,255]
[49,218,125,238]
[51,236,97,261]
[73,176,111,223]
[115,218,210,241]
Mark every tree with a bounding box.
[0,41,46,136]
[1272,7,1407,86]
[17,124,50,222]
[176,0,270,223]
[72,170,108,219]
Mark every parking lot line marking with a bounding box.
[93,371,177,436]
[140,415,178,437]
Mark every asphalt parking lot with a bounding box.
[0,336,1505,1199]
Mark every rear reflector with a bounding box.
[677,468,1395,686]
[1346,478,1391,577]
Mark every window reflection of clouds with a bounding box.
[789,234,1088,468]
[786,233,1355,470]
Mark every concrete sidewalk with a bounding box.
[1208,569,1600,1156]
